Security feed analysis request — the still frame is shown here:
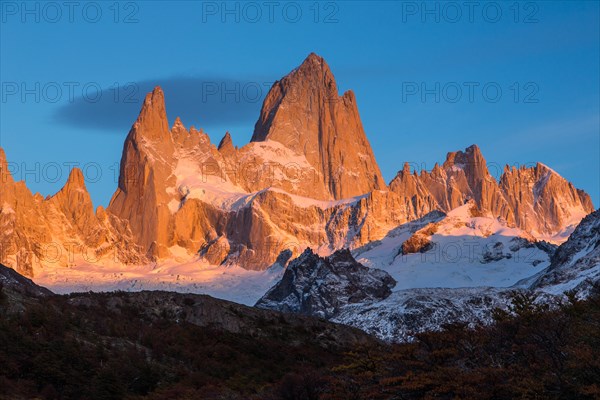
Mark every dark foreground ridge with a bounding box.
[0,264,600,400]
[0,267,377,399]
[0,263,53,297]
[2,265,600,399]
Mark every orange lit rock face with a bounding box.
[0,148,144,277]
[499,163,594,237]
[0,54,594,276]
[388,145,594,239]
[102,55,394,267]
[251,53,385,200]
[107,87,178,258]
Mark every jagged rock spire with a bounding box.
[0,147,14,186]
[250,53,385,200]
[48,168,97,236]
[133,86,169,141]
[108,86,178,258]
[218,131,235,154]
[389,144,594,240]
[64,167,86,188]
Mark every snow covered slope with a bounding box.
[34,255,286,306]
[259,206,600,342]
[333,287,513,342]
[531,209,600,296]
[355,202,555,290]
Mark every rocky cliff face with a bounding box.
[0,148,144,277]
[251,53,385,200]
[257,207,600,342]
[499,163,594,240]
[389,145,512,227]
[102,65,418,268]
[107,87,178,258]
[389,145,593,242]
[0,262,53,297]
[104,87,348,266]
[1,53,595,278]
[256,248,396,318]
[532,209,600,295]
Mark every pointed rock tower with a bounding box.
[218,131,235,156]
[47,168,97,239]
[391,145,509,214]
[251,53,385,200]
[107,87,177,258]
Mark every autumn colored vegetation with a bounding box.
[1,285,599,399]
[324,289,600,399]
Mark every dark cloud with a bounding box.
[53,76,275,133]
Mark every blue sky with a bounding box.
[1,0,599,207]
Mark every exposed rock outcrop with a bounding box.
[0,262,53,297]
[1,53,594,278]
[103,65,419,267]
[500,163,593,238]
[251,53,385,200]
[389,145,594,242]
[217,131,235,155]
[107,87,178,258]
[0,148,144,277]
[532,209,600,295]
[257,206,599,343]
[256,248,396,318]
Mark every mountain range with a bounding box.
[0,53,597,342]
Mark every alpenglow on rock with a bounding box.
[0,53,595,280]
[389,144,594,242]
[0,148,145,277]
[251,53,385,200]
[101,55,419,267]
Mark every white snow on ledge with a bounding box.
[356,203,553,291]
[34,258,285,306]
